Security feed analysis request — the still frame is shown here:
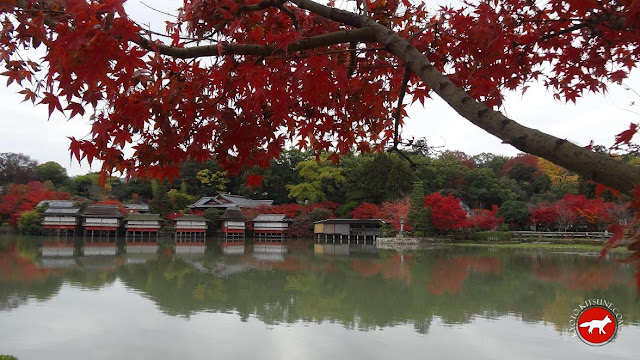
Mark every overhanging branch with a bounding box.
[293,0,640,192]
[137,28,374,58]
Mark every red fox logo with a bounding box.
[579,315,613,335]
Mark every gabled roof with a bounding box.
[38,200,75,208]
[82,205,123,218]
[174,214,207,222]
[219,208,247,221]
[44,207,81,216]
[188,194,273,209]
[253,214,289,222]
[125,213,161,221]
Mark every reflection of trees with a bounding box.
[1,238,639,333]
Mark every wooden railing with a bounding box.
[510,231,609,239]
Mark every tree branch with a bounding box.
[293,0,640,192]
[137,28,374,58]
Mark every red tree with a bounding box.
[350,202,380,219]
[0,181,70,225]
[2,0,640,285]
[424,193,467,231]
[530,203,560,229]
[466,205,503,230]
[0,1,638,191]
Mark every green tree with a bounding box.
[344,154,415,204]
[18,209,43,235]
[168,189,194,212]
[261,149,309,204]
[149,180,171,216]
[497,201,530,230]
[410,181,425,211]
[287,158,344,203]
[34,161,69,188]
[196,169,229,195]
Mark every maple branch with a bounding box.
[137,28,374,58]
[393,68,410,149]
[238,0,300,29]
[293,0,640,192]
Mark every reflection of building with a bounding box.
[314,219,385,244]
[253,214,289,241]
[187,194,272,211]
[126,214,159,253]
[174,215,208,242]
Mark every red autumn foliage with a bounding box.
[379,197,412,231]
[95,199,127,214]
[350,202,381,219]
[0,181,71,225]
[424,193,467,231]
[530,203,560,228]
[466,205,502,230]
[501,154,539,176]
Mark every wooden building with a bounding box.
[188,194,273,211]
[42,206,81,236]
[174,214,208,242]
[253,214,289,253]
[125,213,161,241]
[314,219,385,244]
[82,205,123,238]
[219,208,247,242]
[252,214,289,241]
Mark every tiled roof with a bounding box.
[125,213,160,221]
[253,214,289,222]
[175,214,207,222]
[44,207,81,216]
[38,200,75,208]
[83,205,123,218]
[188,194,273,209]
[218,208,247,221]
[124,204,149,211]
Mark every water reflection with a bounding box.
[1,235,638,336]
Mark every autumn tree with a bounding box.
[423,192,467,231]
[0,153,36,185]
[2,0,640,277]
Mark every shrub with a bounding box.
[472,231,513,242]
[18,209,42,235]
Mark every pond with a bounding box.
[0,235,638,359]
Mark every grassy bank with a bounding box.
[447,242,631,253]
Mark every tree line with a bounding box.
[0,148,632,236]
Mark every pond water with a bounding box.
[0,235,638,359]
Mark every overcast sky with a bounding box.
[0,0,638,176]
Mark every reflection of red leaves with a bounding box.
[532,261,619,291]
[0,243,53,283]
[426,256,502,295]
[351,259,382,278]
